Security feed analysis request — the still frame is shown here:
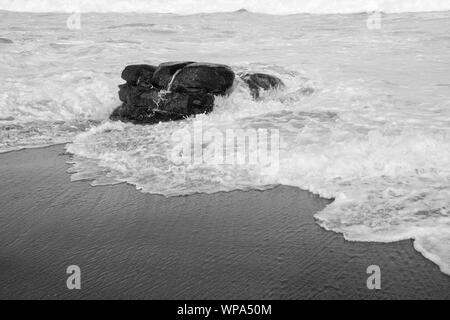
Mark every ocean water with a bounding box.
[0,4,449,276]
[2,0,450,14]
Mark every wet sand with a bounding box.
[0,145,448,300]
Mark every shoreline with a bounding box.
[0,145,448,299]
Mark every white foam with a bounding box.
[0,68,118,152]
[0,62,118,122]
[1,0,450,14]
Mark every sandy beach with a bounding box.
[0,145,448,299]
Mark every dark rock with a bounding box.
[170,63,235,95]
[239,72,285,99]
[113,62,287,125]
[0,38,13,44]
[110,104,156,124]
[111,88,214,124]
[110,104,186,125]
[150,110,187,123]
[158,91,215,115]
[118,84,129,102]
[121,64,157,86]
[118,84,156,106]
[151,61,195,89]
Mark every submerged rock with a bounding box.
[151,61,194,89]
[110,104,186,124]
[239,72,285,99]
[170,63,235,95]
[0,38,13,44]
[110,104,156,124]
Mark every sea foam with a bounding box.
[66,68,450,275]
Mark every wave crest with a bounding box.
[1,0,450,14]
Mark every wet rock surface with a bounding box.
[239,72,285,99]
[151,61,194,89]
[170,63,235,95]
[121,64,157,86]
[111,62,285,124]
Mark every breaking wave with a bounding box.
[1,0,450,14]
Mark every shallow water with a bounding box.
[2,145,449,299]
[0,10,449,275]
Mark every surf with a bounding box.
[1,0,450,14]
